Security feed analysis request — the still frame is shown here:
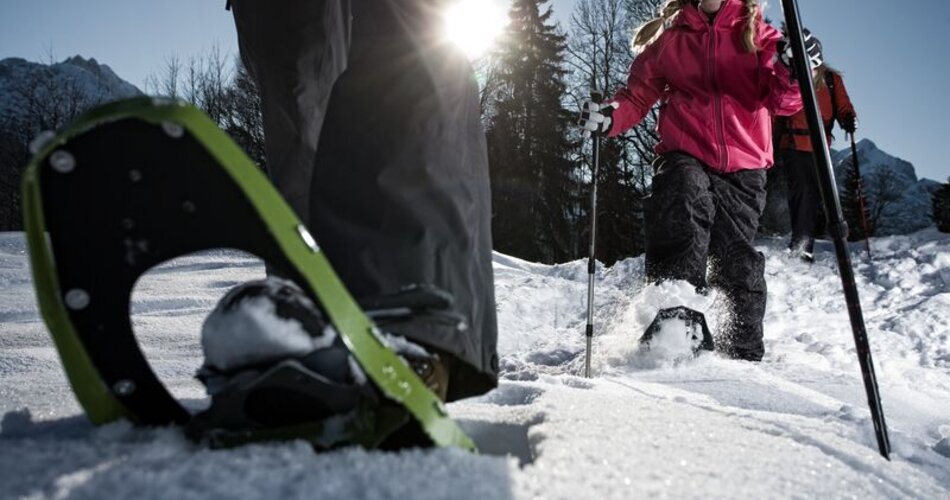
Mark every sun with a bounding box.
[443,0,508,60]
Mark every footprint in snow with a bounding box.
[481,383,544,407]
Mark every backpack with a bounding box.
[825,71,838,135]
[775,71,838,144]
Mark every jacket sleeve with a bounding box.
[832,72,856,121]
[758,25,802,117]
[605,33,670,137]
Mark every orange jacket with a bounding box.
[775,70,855,152]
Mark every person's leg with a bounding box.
[645,152,715,290]
[784,149,820,253]
[707,169,768,361]
[230,0,351,225]
[308,1,497,401]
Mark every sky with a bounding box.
[0,0,948,182]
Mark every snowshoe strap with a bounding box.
[359,284,454,314]
[187,359,410,450]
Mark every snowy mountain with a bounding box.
[2,230,949,498]
[0,56,143,230]
[832,139,941,235]
[0,55,142,123]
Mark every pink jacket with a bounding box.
[608,0,802,172]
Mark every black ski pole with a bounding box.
[849,133,873,260]
[781,0,891,459]
[584,90,603,379]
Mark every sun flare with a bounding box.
[443,0,508,60]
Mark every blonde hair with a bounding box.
[814,65,839,89]
[633,0,761,53]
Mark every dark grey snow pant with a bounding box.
[231,0,498,400]
[645,152,768,361]
[781,148,823,248]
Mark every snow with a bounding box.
[200,278,338,372]
[2,229,950,498]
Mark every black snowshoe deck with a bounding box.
[639,306,715,355]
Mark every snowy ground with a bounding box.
[1,230,949,499]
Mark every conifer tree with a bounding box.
[933,178,950,233]
[487,0,578,263]
[839,161,874,240]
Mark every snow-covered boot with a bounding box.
[187,278,452,449]
[789,236,816,263]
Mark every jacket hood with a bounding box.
[674,1,781,49]
[675,0,750,31]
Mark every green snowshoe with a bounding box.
[21,97,474,451]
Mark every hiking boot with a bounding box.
[788,236,816,264]
[188,278,457,448]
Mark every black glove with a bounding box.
[840,114,858,134]
[778,28,823,71]
[578,100,619,138]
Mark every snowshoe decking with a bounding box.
[21,96,474,451]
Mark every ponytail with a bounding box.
[632,0,689,51]
[741,0,760,53]
[814,65,839,89]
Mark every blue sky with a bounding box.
[1,0,947,181]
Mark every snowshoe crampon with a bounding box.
[21,97,474,451]
[639,306,715,355]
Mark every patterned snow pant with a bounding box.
[781,148,823,249]
[646,152,768,361]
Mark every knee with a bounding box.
[710,248,766,293]
[649,170,714,230]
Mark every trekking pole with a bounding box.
[849,133,873,260]
[781,0,891,460]
[583,89,603,379]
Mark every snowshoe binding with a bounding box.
[188,277,455,449]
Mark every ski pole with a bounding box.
[849,133,873,260]
[584,90,603,379]
[781,0,891,460]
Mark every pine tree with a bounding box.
[933,178,950,233]
[486,0,578,263]
[223,63,266,170]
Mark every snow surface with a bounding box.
[1,230,949,499]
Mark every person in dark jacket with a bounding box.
[227,0,498,402]
[579,0,803,361]
[774,30,858,262]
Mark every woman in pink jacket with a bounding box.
[580,0,802,361]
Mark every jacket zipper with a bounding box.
[707,18,728,171]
